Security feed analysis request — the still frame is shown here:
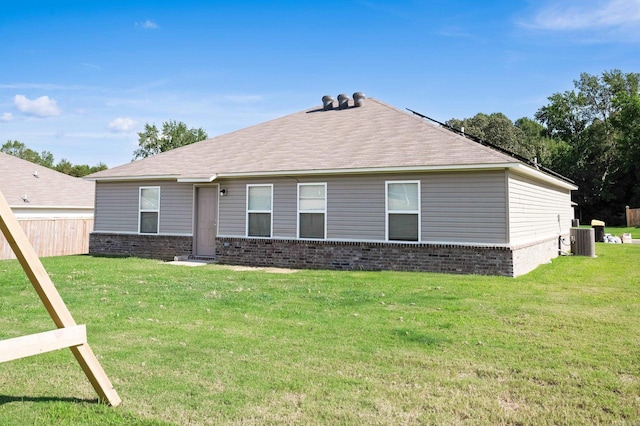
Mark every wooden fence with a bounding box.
[626,206,640,227]
[0,218,93,260]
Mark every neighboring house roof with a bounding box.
[87,97,576,190]
[0,152,95,208]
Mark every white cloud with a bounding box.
[136,19,159,29]
[108,117,137,132]
[1,112,13,122]
[13,94,61,117]
[523,0,640,31]
[82,62,102,71]
[0,83,99,90]
[436,26,477,40]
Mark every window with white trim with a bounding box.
[386,181,420,241]
[298,183,326,239]
[246,184,272,237]
[139,186,160,234]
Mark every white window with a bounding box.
[298,183,326,239]
[246,184,273,237]
[386,181,420,241]
[139,186,160,234]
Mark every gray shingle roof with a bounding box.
[88,98,521,181]
[0,152,94,208]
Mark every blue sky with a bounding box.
[1,0,639,167]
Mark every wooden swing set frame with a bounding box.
[0,190,120,406]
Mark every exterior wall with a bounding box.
[1,218,93,259]
[506,172,574,273]
[511,236,560,277]
[94,180,194,235]
[422,172,508,243]
[89,232,193,260]
[93,181,138,233]
[215,237,514,276]
[507,171,573,245]
[89,170,573,276]
[217,170,508,244]
[325,174,385,241]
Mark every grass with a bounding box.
[0,244,639,425]
[603,225,640,239]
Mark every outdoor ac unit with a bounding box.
[570,228,596,257]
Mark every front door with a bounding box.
[196,186,218,256]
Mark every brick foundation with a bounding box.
[215,238,515,276]
[89,232,193,261]
[89,233,560,277]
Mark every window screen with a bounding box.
[298,183,326,239]
[247,185,272,237]
[139,187,160,234]
[386,181,419,241]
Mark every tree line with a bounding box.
[446,69,639,225]
[2,120,208,178]
[1,140,108,177]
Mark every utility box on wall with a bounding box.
[570,228,596,257]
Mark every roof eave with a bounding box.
[82,163,577,191]
[86,174,218,183]
[84,174,182,182]
[220,163,577,190]
[9,205,94,210]
[510,164,578,191]
[177,175,217,183]
[217,163,521,178]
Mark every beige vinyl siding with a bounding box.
[327,172,507,243]
[422,171,508,244]
[159,182,193,234]
[217,171,508,244]
[217,178,298,237]
[217,176,385,240]
[218,179,250,236]
[325,175,386,240]
[274,182,297,237]
[94,181,193,235]
[508,171,573,244]
[94,182,138,233]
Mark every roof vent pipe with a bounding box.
[337,94,350,109]
[322,95,335,111]
[353,92,366,107]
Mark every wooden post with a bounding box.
[0,190,121,406]
[626,206,631,227]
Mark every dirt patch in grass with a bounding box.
[216,264,299,274]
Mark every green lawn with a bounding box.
[604,225,640,239]
[1,245,639,425]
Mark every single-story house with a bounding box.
[0,152,95,259]
[86,94,576,276]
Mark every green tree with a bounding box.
[2,140,107,178]
[133,120,208,160]
[55,160,107,177]
[611,91,640,208]
[1,140,55,167]
[445,112,540,159]
[54,158,73,175]
[513,117,570,170]
[535,69,640,224]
